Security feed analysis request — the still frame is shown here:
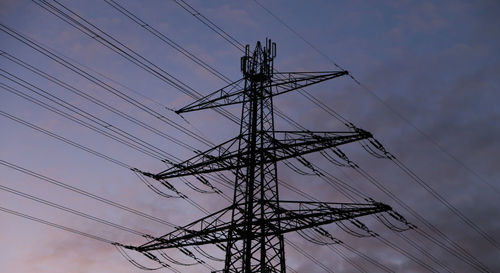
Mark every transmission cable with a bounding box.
[101,0,307,139]
[252,0,499,196]
[3,4,366,270]
[0,110,132,169]
[0,81,166,161]
[390,156,500,250]
[251,2,500,252]
[0,77,177,162]
[151,1,446,270]
[243,1,497,265]
[0,159,177,228]
[4,1,464,270]
[32,0,239,125]
[0,184,148,237]
[0,23,215,147]
[0,205,115,244]
[352,165,489,272]
[172,0,352,126]
[172,0,246,51]
[0,50,198,152]
[1,113,230,269]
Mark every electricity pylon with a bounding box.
[128,40,405,273]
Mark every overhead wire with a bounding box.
[0,22,215,147]
[0,72,227,202]
[32,0,240,125]
[253,0,500,197]
[139,1,447,271]
[0,76,177,163]
[0,110,132,170]
[0,202,203,272]
[172,0,352,126]
[38,0,357,214]
[247,1,496,269]
[103,0,308,139]
[285,238,335,273]
[0,121,224,270]
[352,165,489,272]
[0,77,220,213]
[0,81,165,161]
[0,35,234,199]
[172,0,246,51]
[0,205,115,244]
[253,0,500,259]
[2,2,368,270]
[0,159,178,228]
[0,183,148,237]
[0,68,184,159]
[5,1,474,270]
[390,156,500,250]
[0,50,199,152]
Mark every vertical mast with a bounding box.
[224,40,285,273]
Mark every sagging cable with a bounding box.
[114,243,163,270]
[158,250,198,266]
[132,169,181,198]
[283,159,315,176]
[376,212,415,232]
[193,245,225,262]
[195,175,223,194]
[179,247,217,271]
[320,150,347,167]
[181,177,217,194]
[336,219,377,238]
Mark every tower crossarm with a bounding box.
[269,129,372,158]
[130,204,236,252]
[176,71,348,114]
[267,200,391,234]
[140,129,372,180]
[126,200,392,252]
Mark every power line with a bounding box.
[101,0,319,150]
[252,0,500,196]
[0,23,215,147]
[0,79,171,162]
[172,0,352,127]
[32,0,240,125]
[0,50,198,152]
[3,1,486,270]
[172,0,246,51]
[0,159,178,228]
[352,165,489,272]
[391,156,500,250]
[110,1,462,271]
[0,183,147,237]
[249,0,499,264]
[0,205,115,244]
[0,182,218,272]
[0,110,132,169]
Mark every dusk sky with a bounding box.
[1,0,499,272]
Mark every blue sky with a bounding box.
[1,0,499,272]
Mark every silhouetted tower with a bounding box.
[127,40,408,273]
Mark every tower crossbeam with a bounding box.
[140,130,372,180]
[125,200,391,252]
[176,71,348,114]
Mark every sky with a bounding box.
[0,0,499,272]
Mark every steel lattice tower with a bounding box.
[125,40,409,273]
